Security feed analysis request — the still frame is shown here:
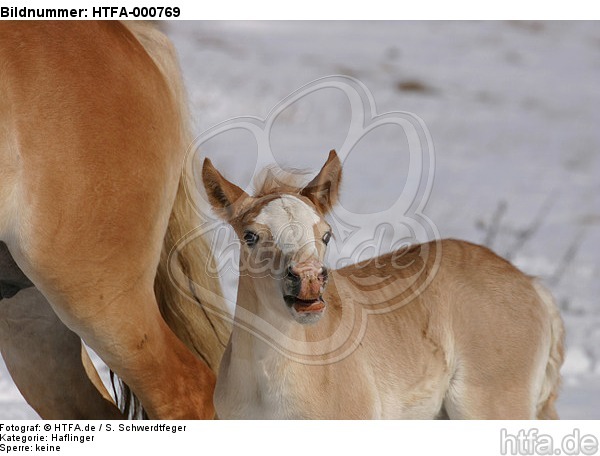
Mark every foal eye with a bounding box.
[243,230,259,247]
[322,231,332,246]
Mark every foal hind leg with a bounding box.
[444,376,536,419]
[0,287,123,419]
[443,345,543,419]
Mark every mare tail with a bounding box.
[109,21,231,419]
[112,178,232,419]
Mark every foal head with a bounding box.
[202,150,342,325]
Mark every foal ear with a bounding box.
[202,158,249,220]
[300,150,342,214]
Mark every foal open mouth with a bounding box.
[284,295,326,313]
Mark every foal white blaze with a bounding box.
[254,194,321,260]
[203,150,564,420]
[253,194,330,325]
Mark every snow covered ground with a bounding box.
[1,21,598,419]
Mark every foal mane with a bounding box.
[252,165,312,198]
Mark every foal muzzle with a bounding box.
[283,260,328,319]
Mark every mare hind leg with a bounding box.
[0,287,123,419]
[1,243,122,418]
[13,243,216,419]
[5,238,216,419]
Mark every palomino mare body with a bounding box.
[0,22,230,419]
[202,151,565,419]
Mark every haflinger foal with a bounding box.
[202,150,564,419]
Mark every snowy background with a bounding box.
[1,21,598,419]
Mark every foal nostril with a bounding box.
[286,265,300,281]
[319,266,329,283]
